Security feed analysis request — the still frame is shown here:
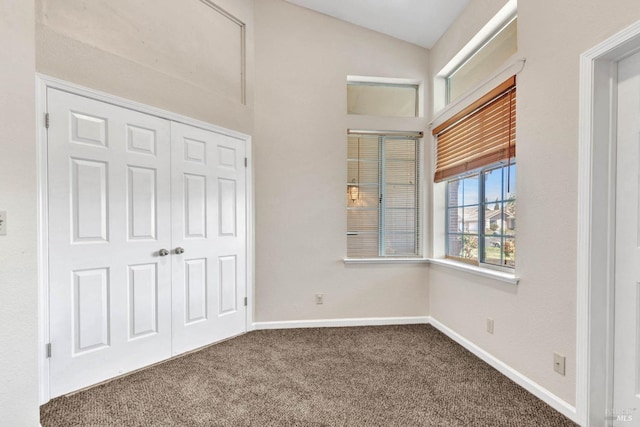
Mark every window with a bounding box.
[446,17,517,104]
[446,163,516,268]
[347,131,422,258]
[433,77,516,269]
[347,83,419,117]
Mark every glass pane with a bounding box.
[483,167,503,204]
[347,84,418,117]
[385,161,416,184]
[385,208,416,230]
[385,139,416,160]
[348,135,379,161]
[385,232,417,256]
[346,184,378,207]
[447,208,461,233]
[447,18,518,103]
[504,163,516,198]
[461,206,479,233]
[485,205,501,234]
[347,209,378,232]
[503,164,516,235]
[347,160,378,185]
[483,236,503,266]
[347,232,379,258]
[385,185,416,209]
[462,175,479,205]
[447,234,463,258]
[461,235,478,261]
[504,237,516,268]
[504,199,515,235]
[447,179,462,207]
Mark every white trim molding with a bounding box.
[428,317,578,424]
[577,18,640,427]
[427,258,519,285]
[253,316,430,330]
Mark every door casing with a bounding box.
[577,19,640,427]
[36,74,255,404]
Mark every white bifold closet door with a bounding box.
[47,88,246,398]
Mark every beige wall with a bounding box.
[0,0,39,424]
[253,0,430,322]
[36,0,255,134]
[7,0,640,420]
[429,0,640,405]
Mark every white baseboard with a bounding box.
[427,317,578,424]
[252,316,429,330]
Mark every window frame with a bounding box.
[445,15,518,104]
[445,161,516,272]
[432,0,517,114]
[347,81,420,117]
[346,131,424,260]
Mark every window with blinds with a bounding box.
[433,76,516,182]
[347,132,421,258]
[434,77,516,269]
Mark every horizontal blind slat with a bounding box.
[434,78,515,183]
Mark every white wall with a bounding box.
[36,0,254,134]
[429,0,640,406]
[0,1,39,425]
[253,0,430,322]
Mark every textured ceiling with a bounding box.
[284,0,470,49]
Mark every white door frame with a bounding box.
[36,74,255,404]
[577,20,640,426]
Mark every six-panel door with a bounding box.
[170,122,246,355]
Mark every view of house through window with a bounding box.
[446,163,515,267]
[347,132,421,258]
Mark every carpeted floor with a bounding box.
[41,325,577,426]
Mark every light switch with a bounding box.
[0,211,6,235]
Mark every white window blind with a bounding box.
[347,132,421,258]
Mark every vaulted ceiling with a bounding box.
[284,0,470,49]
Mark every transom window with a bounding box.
[347,82,419,118]
[346,131,421,258]
[446,16,517,104]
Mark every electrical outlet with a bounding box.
[486,318,494,334]
[0,211,6,235]
[315,293,324,305]
[554,352,566,376]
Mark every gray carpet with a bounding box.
[41,325,577,426]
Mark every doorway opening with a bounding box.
[577,19,640,427]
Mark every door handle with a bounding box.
[174,247,185,255]
[158,248,170,257]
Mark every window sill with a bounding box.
[427,258,519,285]
[343,258,430,265]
